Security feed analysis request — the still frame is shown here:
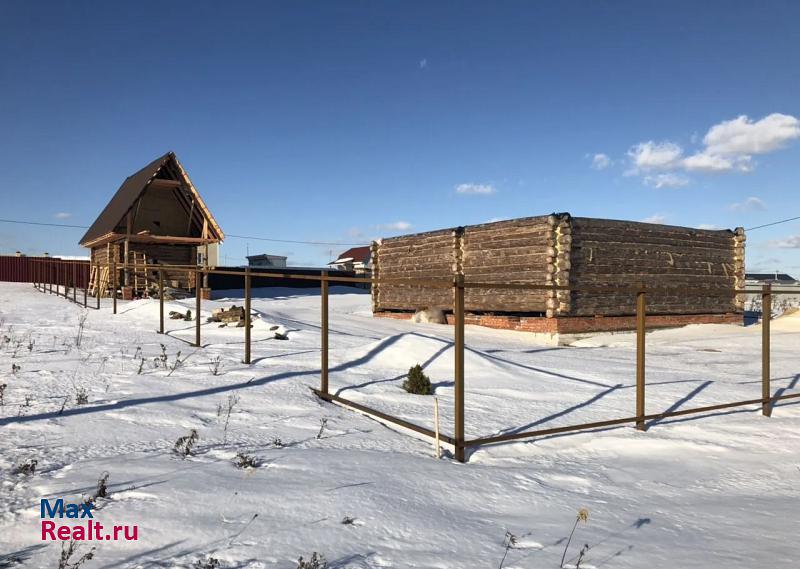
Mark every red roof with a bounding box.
[334,246,370,263]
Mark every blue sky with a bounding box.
[1,1,799,272]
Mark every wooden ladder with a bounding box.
[132,252,147,292]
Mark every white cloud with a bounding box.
[769,235,800,248]
[627,141,683,171]
[419,58,428,69]
[455,183,497,195]
[377,221,412,232]
[641,214,667,224]
[697,223,720,230]
[679,114,799,173]
[702,113,800,156]
[626,113,799,186]
[53,212,72,219]
[682,152,745,172]
[590,153,611,170]
[643,173,689,189]
[486,217,508,223]
[729,196,766,212]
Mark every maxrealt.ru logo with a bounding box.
[40,499,138,541]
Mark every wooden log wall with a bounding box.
[90,243,120,266]
[461,217,550,312]
[373,214,745,318]
[371,228,456,311]
[568,218,742,316]
[372,216,553,313]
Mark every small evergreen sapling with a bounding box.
[403,364,432,395]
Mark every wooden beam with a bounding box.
[84,232,219,247]
[148,179,182,188]
[124,212,132,286]
[127,234,217,245]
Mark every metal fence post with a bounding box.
[320,270,329,394]
[83,263,87,307]
[112,260,117,314]
[762,284,772,417]
[96,263,101,309]
[454,274,466,462]
[636,285,646,431]
[72,263,77,303]
[158,269,164,334]
[195,269,201,347]
[49,260,53,294]
[244,267,251,364]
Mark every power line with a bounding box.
[3,213,795,240]
[0,218,89,229]
[0,217,367,246]
[226,233,367,246]
[746,215,800,232]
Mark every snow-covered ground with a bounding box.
[1,281,798,568]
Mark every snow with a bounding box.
[1,282,799,568]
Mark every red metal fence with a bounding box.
[0,256,89,288]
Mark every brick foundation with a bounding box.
[374,311,742,335]
[200,287,212,300]
[121,286,133,300]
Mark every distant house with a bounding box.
[328,246,371,274]
[745,272,798,285]
[247,254,288,268]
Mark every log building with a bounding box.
[80,152,223,298]
[371,214,745,336]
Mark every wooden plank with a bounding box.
[148,179,182,188]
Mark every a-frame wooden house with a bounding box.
[80,152,224,297]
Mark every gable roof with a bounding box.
[79,152,223,246]
[332,246,371,264]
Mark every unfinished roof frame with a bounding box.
[79,152,224,249]
[80,152,224,296]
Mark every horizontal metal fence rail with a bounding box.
[25,259,799,463]
[466,392,800,447]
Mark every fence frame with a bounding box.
[20,258,800,463]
